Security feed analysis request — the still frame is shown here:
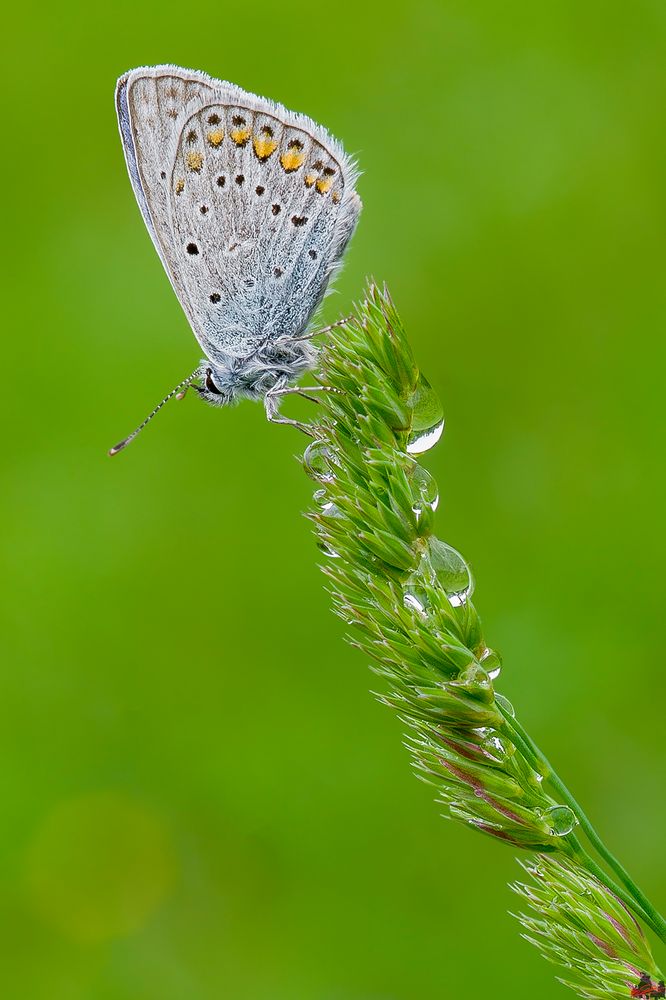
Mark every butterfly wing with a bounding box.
[166,95,360,360]
[116,65,242,330]
[116,66,361,361]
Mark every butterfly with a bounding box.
[111,64,361,454]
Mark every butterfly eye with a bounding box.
[205,369,222,394]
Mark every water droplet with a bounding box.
[320,501,342,518]
[453,663,493,697]
[317,540,340,558]
[426,537,474,606]
[403,540,473,613]
[472,727,511,760]
[542,804,577,837]
[406,374,445,454]
[403,580,429,615]
[479,647,502,680]
[411,464,440,520]
[495,693,515,717]
[313,488,343,519]
[304,441,337,482]
[486,734,510,760]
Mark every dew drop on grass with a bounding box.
[406,374,445,454]
[543,805,578,837]
[403,538,473,613]
[427,536,474,606]
[304,441,337,482]
[472,727,512,762]
[317,540,340,558]
[411,464,439,520]
[479,647,502,680]
[320,502,342,518]
[313,489,342,518]
[485,734,511,761]
[403,581,429,615]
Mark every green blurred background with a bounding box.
[2,1,665,997]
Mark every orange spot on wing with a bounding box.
[304,173,316,188]
[185,151,204,172]
[175,179,185,194]
[230,128,251,147]
[253,136,278,161]
[206,129,224,147]
[315,177,333,195]
[280,150,305,173]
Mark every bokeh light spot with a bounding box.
[24,792,175,943]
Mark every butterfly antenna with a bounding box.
[108,370,200,456]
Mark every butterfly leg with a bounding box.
[288,314,354,343]
[264,389,315,437]
[268,385,342,405]
[264,408,316,437]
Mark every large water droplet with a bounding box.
[542,804,577,837]
[304,441,337,483]
[426,537,474,606]
[403,539,474,613]
[406,374,445,454]
[411,465,440,521]
[479,647,502,681]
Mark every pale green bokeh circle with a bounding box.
[24,793,175,943]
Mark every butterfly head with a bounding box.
[195,338,316,407]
